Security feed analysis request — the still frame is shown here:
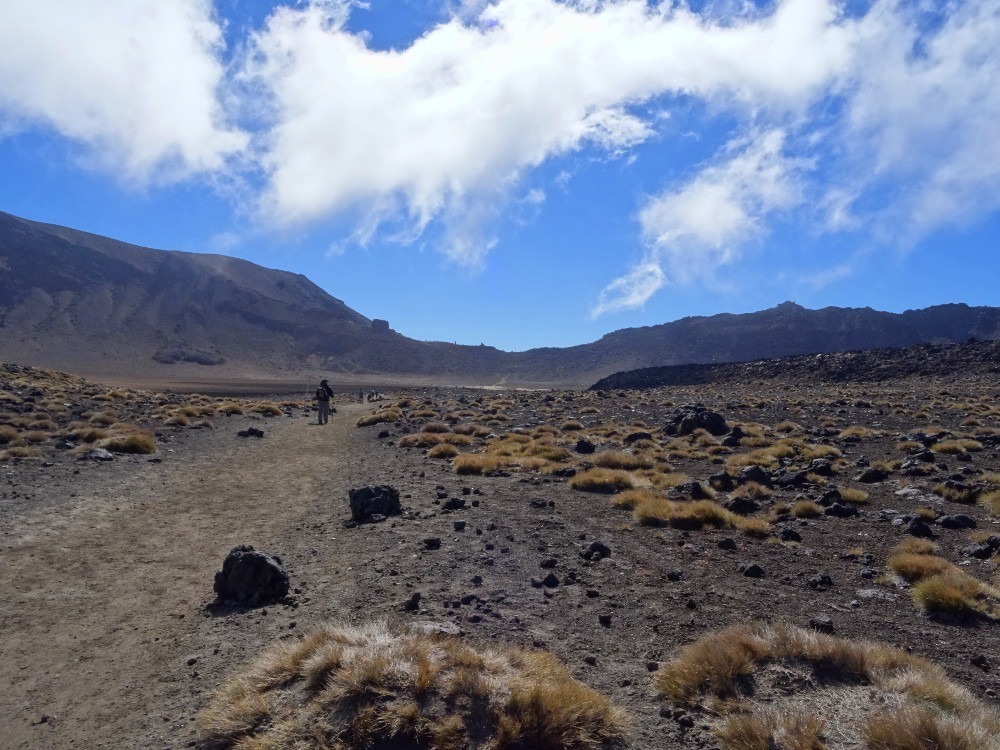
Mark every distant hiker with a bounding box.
[316,379,334,424]
[359,388,365,403]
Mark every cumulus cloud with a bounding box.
[0,0,246,181]
[594,129,809,314]
[245,0,855,259]
[844,0,1000,236]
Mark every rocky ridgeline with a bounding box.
[590,339,1000,390]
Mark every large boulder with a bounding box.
[213,545,289,606]
[665,405,729,437]
[349,485,402,522]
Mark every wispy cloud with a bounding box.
[594,129,810,314]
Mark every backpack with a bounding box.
[316,387,327,401]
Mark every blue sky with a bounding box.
[0,0,997,351]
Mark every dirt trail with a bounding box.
[0,404,373,749]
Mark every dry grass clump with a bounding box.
[0,424,17,444]
[199,620,628,750]
[1,446,44,460]
[217,402,245,416]
[933,438,984,454]
[485,434,569,463]
[838,487,869,504]
[253,402,284,417]
[569,469,635,494]
[725,450,780,472]
[790,501,823,519]
[453,454,506,476]
[888,543,1000,619]
[980,489,1000,515]
[717,710,826,750]
[932,482,979,504]
[104,430,157,454]
[631,498,767,536]
[560,420,585,431]
[427,443,460,459]
[164,414,190,426]
[18,430,49,444]
[894,538,937,555]
[611,489,664,510]
[592,452,653,471]
[654,623,1000,750]
[838,425,876,439]
[356,408,402,427]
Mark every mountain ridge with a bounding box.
[1,210,998,387]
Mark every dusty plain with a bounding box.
[1,359,999,749]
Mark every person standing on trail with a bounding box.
[316,379,334,424]
[358,388,365,403]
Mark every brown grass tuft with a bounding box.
[199,621,628,750]
[569,468,636,494]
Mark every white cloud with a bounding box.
[843,0,1000,236]
[0,0,246,181]
[594,129,809,314]
[592,261,665,317]
[245,0,856,260]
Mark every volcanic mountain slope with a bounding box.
[2,210,999,386]
[590,339,1000,390]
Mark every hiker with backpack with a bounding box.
[316,379,334,424]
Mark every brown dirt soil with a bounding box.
[2,371,1000,749]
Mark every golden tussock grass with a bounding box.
[724,450,780,472]
[199,620,628,750]
[420,421,452,433]
[0,424,17,444]
[18,430,49,444]
[717,710,826,750]
[560,420,585,431]
[427,443,460,459]
[1,446,44,460]
[592,452,654,471]
[611,489,663,510]
[933,438,984,454]
[164,414,190,426]
[104,430,157,455]
[253,403,284,417]
[453,454,506,476]
[838,425,876,439]
[89,412,119,426]
[838,487,869,504]
[731,482,771,500]
[932,482,978,504]
[790,501,823,519]
[356,408,402,427]
[217,402,245,416]
[654,623,1000,750]
[893,538,937,556]
[978,489,1000,515]
[888,546,1000,619]
[569,468,636,494]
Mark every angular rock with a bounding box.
[906,519,935,538]
[580,540,612,561]
[724,497,758,515]
[809,616,835,634]
[402,592,422,611]
[808,573,834,591]
[213,545,289,607]
[737,466,772,487]
[739,562,765,578]
[665,404,729,437]
[237,428,264,439]
[574,439,596,455]
[938,514,976,530]
[349,485,402,522]
[856,467,889,483]
[709,471,736,492]
[824,503,859,518]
